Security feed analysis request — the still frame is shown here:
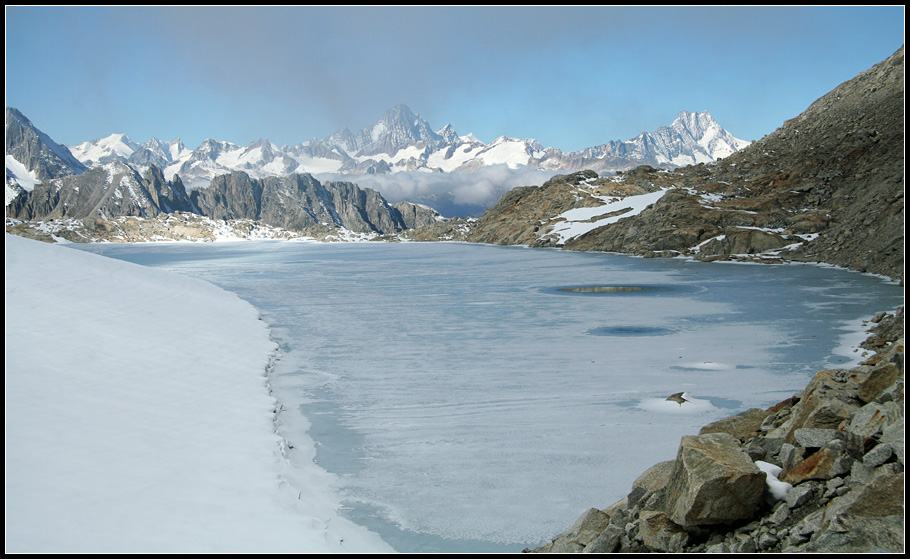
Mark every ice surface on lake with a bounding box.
[75,241,904,552]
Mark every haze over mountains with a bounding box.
[65,105,748,184]
[6,104,748,217]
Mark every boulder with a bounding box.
[534,507,611,553]
[781,369,862,443]
[856,362,901,403]
[636,510,689,552]
[879,418,904,463]
[843,400,903,454]
[793,427,843,449]
[699,407,771,440]
[627,460,674,507]
[582,524,623,553]
[663,433,767,526]
[781,445,853,484]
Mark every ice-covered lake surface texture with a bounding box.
[74,241,904,553]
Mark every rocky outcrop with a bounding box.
[392,201,446,230]
[7,162,195,220]
[191,172,412,234]
[527,308,904,553]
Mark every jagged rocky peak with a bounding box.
[5,107,88,182]
[355,103,443,157]
[436,122,460,143]
[194,138,237,159]
[671,110,716,136]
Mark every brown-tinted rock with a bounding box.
[781,447,853,484]
[856,363,901,403]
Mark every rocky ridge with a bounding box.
[407,46,904,283]
[6,158,445,240]
[526,308,903,553]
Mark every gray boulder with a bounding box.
[663,433,767,526]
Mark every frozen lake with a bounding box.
[73,241,904,552]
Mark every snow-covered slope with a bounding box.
[5,234,393,553]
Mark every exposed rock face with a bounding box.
[7,162,194,220]
[7,164,432,237]
[5,107,87,182]
[526,309,904,553]
[392,201,446,230]
[191,172,411,234]
[564,45,904,281]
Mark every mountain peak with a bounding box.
[6,106,88,181]
[355,104,442,157]
[383,103,415,118]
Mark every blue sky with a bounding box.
[5,6,905,151]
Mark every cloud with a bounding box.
[316,165,562,217]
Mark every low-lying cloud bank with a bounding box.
[316,165,563,217]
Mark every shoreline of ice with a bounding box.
[4,234,393,553]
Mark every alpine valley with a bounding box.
[4,44,905,555]
[6,103,748,227]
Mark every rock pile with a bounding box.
[527,308,904,553]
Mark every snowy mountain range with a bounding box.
[63,104,750,190]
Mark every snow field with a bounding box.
[4,234,392,553]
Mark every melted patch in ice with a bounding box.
[587,325,675,337]
[545,283,708,297]
[560,286,645,293]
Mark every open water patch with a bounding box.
[587,325,675,337]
